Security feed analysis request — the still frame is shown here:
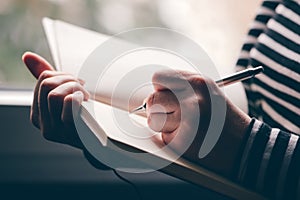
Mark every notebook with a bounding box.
[42,17,263,200]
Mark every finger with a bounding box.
[161,120,200,157]
[152,70,197,91]
[146,90,179,114]
[61,91,85,149]
[188,75,216,95]
[161,101,206,157]
[162,128,177,145]
[22,52,55,128]
[147,111,180,133]
[146,90,180,133]
[31,71,56,129]
[62,91,84,124]
[22,52,54,79]
[47,81,89,126]
[32,72,81,128]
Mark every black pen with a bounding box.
[130,66,264,113]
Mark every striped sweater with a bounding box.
[235,0,300,199]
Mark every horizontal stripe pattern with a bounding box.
[252,79,300,112]
[253,42,300,73]
[267,18,300,44]
[258,34,299,63]
[276,4,300,25]
[266,28,300,53]
[235,1,300,199]
[283,134,300,199]
[256,128,279,191]
[250,48,300,83]
[264,128,291,198]
[238,119,263,181]
[264,98,300,132]
[243,122,271,188]
[238,119,300,199]
[235,0,300,134]
[276,134,299,199]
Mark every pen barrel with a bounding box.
[216,71,253,86]
[216,66,263,87]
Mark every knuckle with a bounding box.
[39,70,54,80]
[152,71,163,83]
[68,81,81,91]
[189,75,206,87]
[149,93,155,105]
[146,92,157,107]
[203,76,215,85]
[152,70,174,82]
[48,90,64,103]
[40,79,55,92]
[64,95,77,107]
[64,95,73,103]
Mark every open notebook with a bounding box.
[42,17,263,200]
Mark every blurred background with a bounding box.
[0,0,261,89]
[0,1,263,199]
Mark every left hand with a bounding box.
[22,52,89,149]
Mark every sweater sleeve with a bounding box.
[237,118,300,199]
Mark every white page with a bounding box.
[42,18,60,70]
[43,18,247,112]
[82,100,175,156]
[44,18,109,74]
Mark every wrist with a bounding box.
[198,101,251,177]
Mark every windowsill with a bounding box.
[0,89,33,106]
[0,89,227,199]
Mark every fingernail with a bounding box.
[74,90,89,101]
[78,78,86,85]
[85,91,90,101]
[22,52,39,68]
[22,51,43,79]
[74,91,84,98]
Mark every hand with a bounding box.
[146,70,251,176]
[22,52,89,149]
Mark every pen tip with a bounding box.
[129,103,147,114]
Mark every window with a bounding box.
[0,0,263,198]
[0,0,261,89]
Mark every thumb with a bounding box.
[22,51,55,79]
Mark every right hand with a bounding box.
[22,52,89,149]
[145,70,251,176]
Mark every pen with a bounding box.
[130,66,264,113]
